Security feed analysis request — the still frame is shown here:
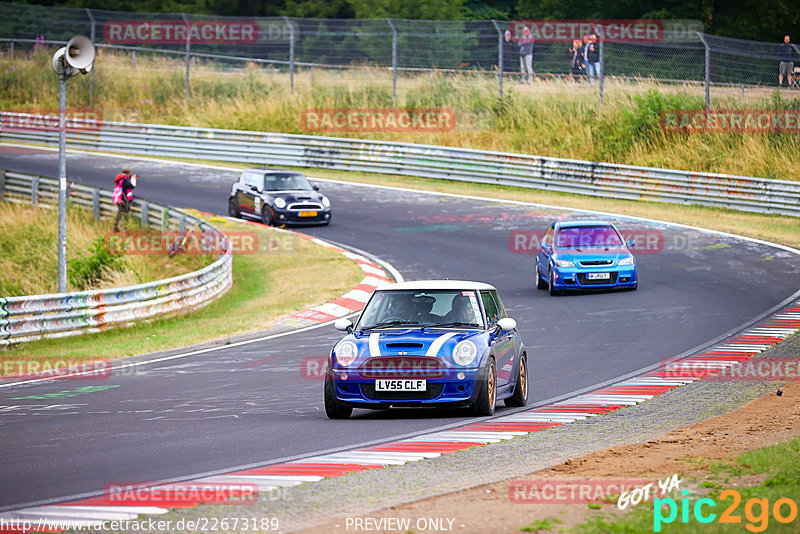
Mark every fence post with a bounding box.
[86,8,95,106]
[594,24,604,111]
[9,39,13,60]
[182,13,191,105]
[0,170,5,203]
[697,32,710,113]
[91,188,100,219]
[131,49,136,68]
[387,18,397,106]
[284,17,295,93]
[141,200,149,229]
[491,20,503,99]
[31,176,39,206]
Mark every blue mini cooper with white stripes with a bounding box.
[324,280,528,419]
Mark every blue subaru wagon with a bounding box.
[324,280,528,419]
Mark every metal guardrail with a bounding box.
[0,169,233,344]
[1,113,798,216]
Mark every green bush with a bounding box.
[67,237,125,290]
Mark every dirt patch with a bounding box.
[302,380,800,533]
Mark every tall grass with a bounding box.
[0,202,209,296]
[3,49,800,179]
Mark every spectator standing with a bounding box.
[502,30,517,77]
[779,35,794,87]
[112,168,137,232]
[585,34,600,86]
[569,39,585,81]
[518,26,534,84]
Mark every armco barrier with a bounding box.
[1,113,799,216]
[0,170,233,345]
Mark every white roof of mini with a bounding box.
[378,280,497,291]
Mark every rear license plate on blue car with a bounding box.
[375,379,426,391]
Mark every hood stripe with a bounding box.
[369,333,381,357]
[426,333,456,357]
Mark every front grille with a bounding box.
[579,260,613,266]
[361,383,444,400]
[577,272,619,285]
[359,356,446,379]
[287,202,323,211]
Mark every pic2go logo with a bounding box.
[654,489,798,532]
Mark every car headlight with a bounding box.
[618,256,635,266]
[321,196,330,208]
[453,340,477,366]
[273,197,287,209]
[554,259,575,268]
[334,341,358,367]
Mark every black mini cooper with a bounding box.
[227,168,331,226]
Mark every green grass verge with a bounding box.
[0,201,209,295]
[572,437,800,533]
[0,212,364,369]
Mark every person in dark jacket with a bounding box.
[779,35,795,87]
[569,39,585,81]
[112,168,137,232]
[518,26,534,84]
[585,34,600,86]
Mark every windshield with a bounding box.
[556,225,623,249]
[357,290,484,330]
[264,172,313,191]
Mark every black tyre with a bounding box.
[260,205,274,226]
[504,355,528,407]
[473,358,496,416]
[227,198,240,218]
[324,372,352,420]
[548,269,560,296]
[536,258,547,290]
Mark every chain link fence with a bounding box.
[1,2,799,108]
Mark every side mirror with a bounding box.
[334,318,353,333]
[627,239,636,248]
[497,317,517,332]
[249,185,259,192]
[312,184,320,191]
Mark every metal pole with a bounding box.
[387,18,397,105]
[9,39,13,60]
[182,13,190,105]
[57,71,68,293]
[132,49,136,68]
[491,20,503,99]
[284,17,294,93]
[697,32,710,113]
[86,8,95,106]
[598,26,604,111]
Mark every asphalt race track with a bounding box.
[2,145,799,509]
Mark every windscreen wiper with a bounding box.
[359,320,421,332]
[427,321,480,328]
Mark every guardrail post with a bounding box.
[140,200,149,229]
[387,18,397,106]
[91,188,100,219]
[491,20,503,99]
[0,170,5,203]
[284,17,295,93]
[31,176,39,206]
[179,214,186,233]
[86,8,96,106]
[161,206,168,229]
